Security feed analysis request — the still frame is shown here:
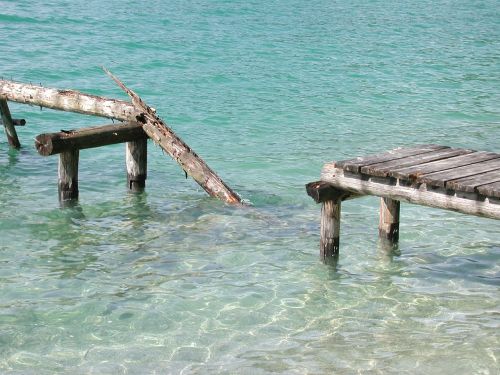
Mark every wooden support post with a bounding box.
[321,199,341,260]
[306,181,357,262]
[126,138,147,191]
[0,99,21,148]
[379,197,400,243]
[58,149,79,201]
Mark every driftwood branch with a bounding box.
[102,67,242,205]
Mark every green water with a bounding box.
[1,0,499,373]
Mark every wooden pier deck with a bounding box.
[306,145,500,262]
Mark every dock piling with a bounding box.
[0,99,21,149]
[321,199,341,260]
[379,197,400,244]
[126,138,147,191]
[58,149,79,201]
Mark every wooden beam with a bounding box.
[321,166,500,220]
[0,79,138,121]
[0,99,21,148]
[0,118,26,126]
[35,122,147,156]
[306,181,357,203]
[126,138,147,191]
[103,67,242,205]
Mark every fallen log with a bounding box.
[35,122,147,156]
[0,79,137,121]
[103,67,242,205]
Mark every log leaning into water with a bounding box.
[35,122,147,156]
[102,68,242,205]
[0,79,137,121]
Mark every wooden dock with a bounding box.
[0,70,242,205]
[306,145,500,262]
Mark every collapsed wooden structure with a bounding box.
[0,69,241,204]
[307,145,500,262]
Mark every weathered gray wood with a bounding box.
[419,158,500,187]
[0,79,138,121]
[126,138,147,191]
[390,151,499,180]
[103,67,242,205]
[334,145,448,173]
[477,181,500,199]
[321,199,341,261]
[58,149,79,201]
[0,118,26,126]
[379,198,400,243]
[0,99,21,148]
[360,148,473,177]
[446,169,500,193]
[35,122,147,156]
[320,165,500,219]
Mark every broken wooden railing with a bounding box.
[0,70,241,204]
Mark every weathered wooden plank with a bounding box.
[390,151,500,180]
[446,169,500,193]
[35,122,147,156]
[320,165,500,219]
[419,158,500,187]
[360,148,473,177]
[477,181,500,199]
[0,99,21,148]
[333,144,448,173]
[0,79,138,121]
[103,68,242,205]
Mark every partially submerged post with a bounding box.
[0,99,21,149]
[126,138,147,191]
[379,198,400,243]
[59,149,79,201]
[36,122,149,201]
[306,181,353,261]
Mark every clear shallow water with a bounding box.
[1,0,499,373]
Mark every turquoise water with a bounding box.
[1,0,499,373]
